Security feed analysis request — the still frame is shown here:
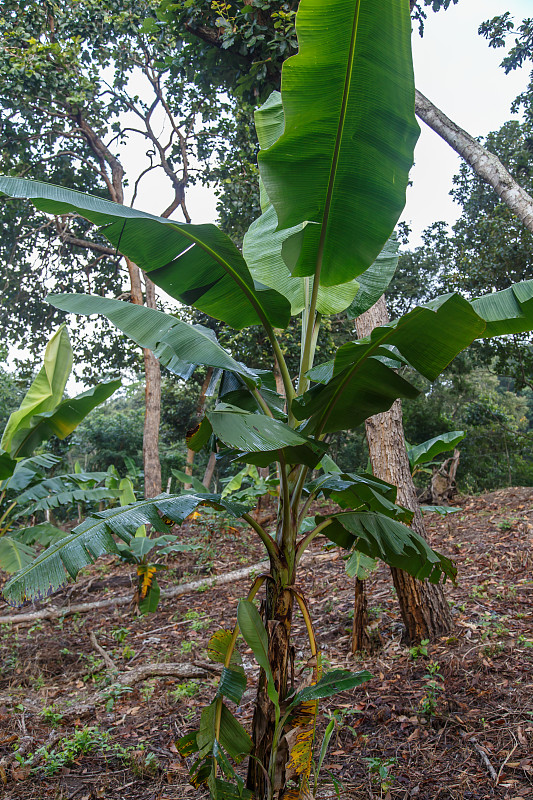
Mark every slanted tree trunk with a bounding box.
[414,90,533,235]
[356,297,453,643]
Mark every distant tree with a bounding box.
[0,348,23,429]
[0,0,226,496]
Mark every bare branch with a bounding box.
[61,234,118,256]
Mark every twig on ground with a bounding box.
[89,631,118,671]
[495,742,518,785]
[459,731,498,782]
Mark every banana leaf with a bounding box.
[2,493,251,607]
[12,522,70,547]
[243,92,360,315]
[0,537,36,574]
[288,669,373,707]
[48,294,258,386]
[407,431,465,471]
[187,405,327,468]
[9,379,121,459]
[346,235,400,319]
[311,471,413,524]
[1,326,72,455]
[294,294,486,434]
[472,279,533,337]
[2,454,61,489]
[320,511,456,583]
[0,451,16,480]
[0,177,291,332]
[258,0,419,286]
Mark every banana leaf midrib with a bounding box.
[162,220,274,332]
[311,0,362,287]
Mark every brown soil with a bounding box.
[0,488,532,799]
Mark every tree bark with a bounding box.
[415,89,533,234]
[202,451,217,490]
[351,578,371,653]
[356,296,453,643]
[142,274,162,498]
[123,259,162,498]
[184,367,213,489]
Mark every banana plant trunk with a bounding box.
[247,512,296,798]
[357,297,453,642]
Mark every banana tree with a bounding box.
[0,326,120,572]
[3,0,533,795]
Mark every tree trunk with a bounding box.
[202,451,217,490]
[124,262,162,499]
[351,578,371,653]
[356,297,453,643]
[184,366,214,489]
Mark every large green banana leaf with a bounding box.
[19,487,117,515]
[187,403,326,468]
[3,493,251,607]
[407,431,465,471]
[296,282,533,434]
[319,511,456,583]
[1,454,61,493]
[294,294,486,434]
[48,294,258,386]
[295,356,419,434]
[310,471,413,524]
[472,280,533,337]
[0,177,290,332]
[258,0,419,286]
[243,92,360,315]
[1,326,72,455]
[10,379,121,459]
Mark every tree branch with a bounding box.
[415,89,533,234]
[60,234,117,256]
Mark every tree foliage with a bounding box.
[0,0,226,376]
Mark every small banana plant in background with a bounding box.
[2,0,533,796]
[0,326,120,573]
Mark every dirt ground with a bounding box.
[0,487,532,799]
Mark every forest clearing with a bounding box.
[0,489,532,799]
